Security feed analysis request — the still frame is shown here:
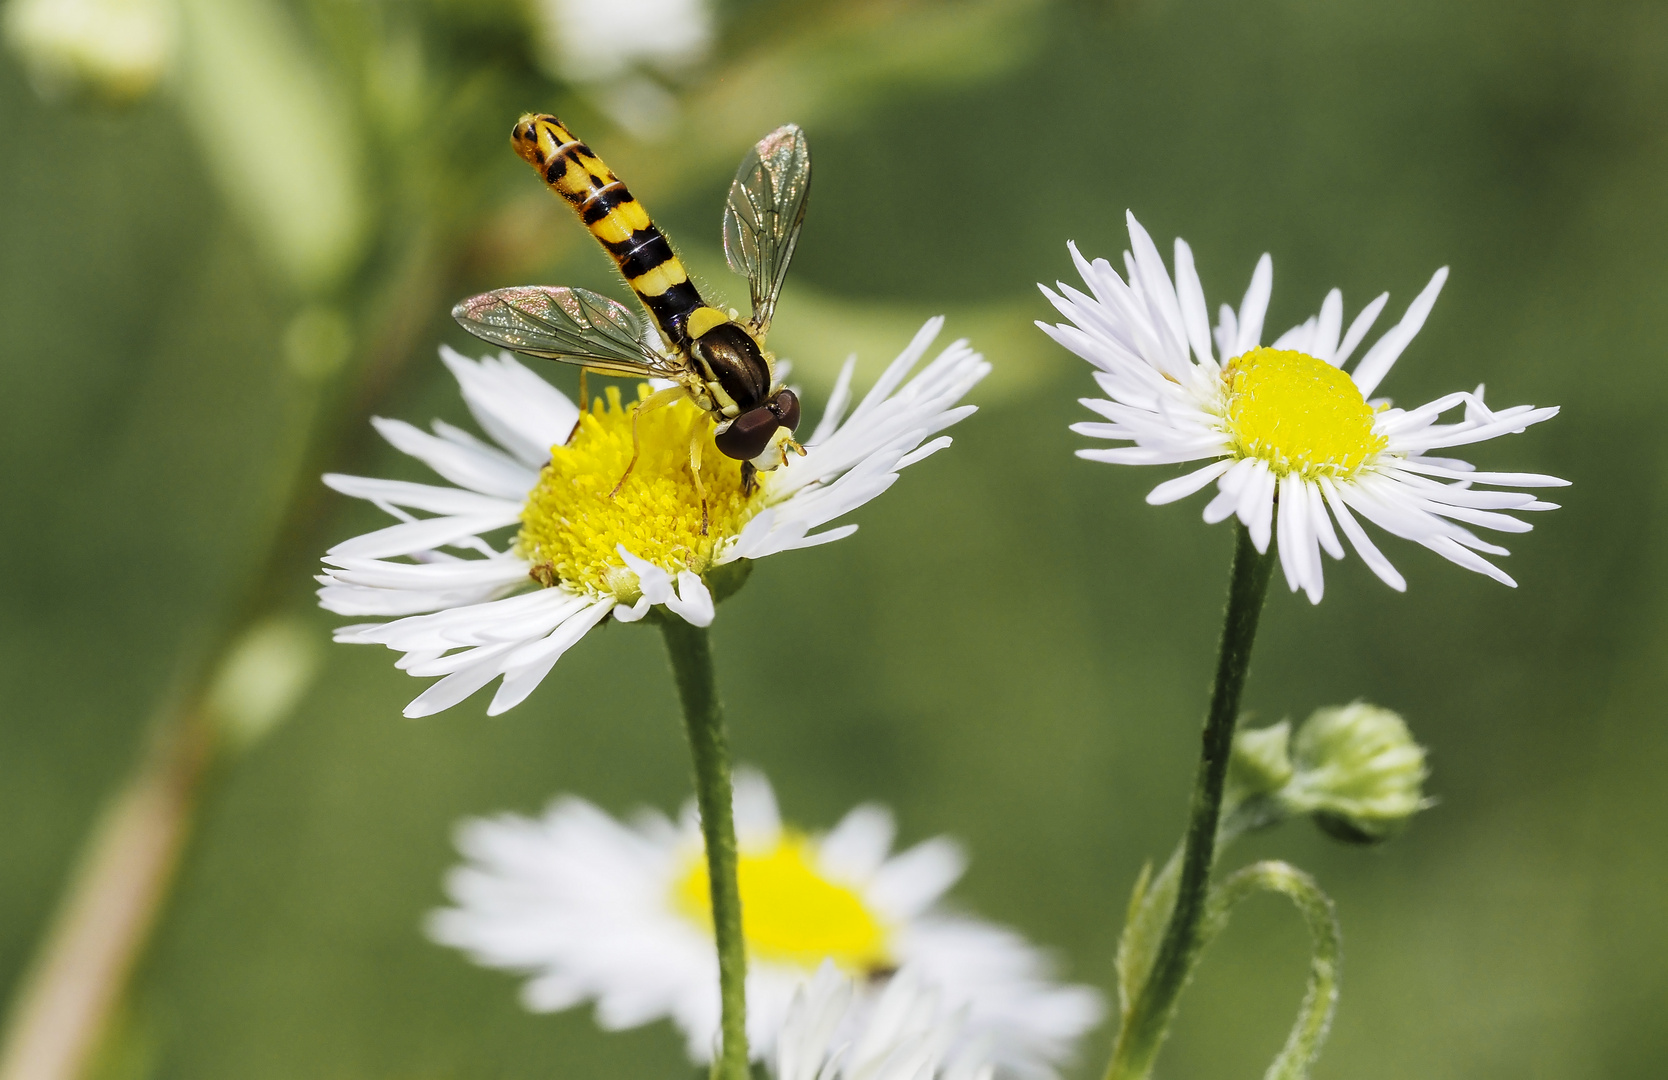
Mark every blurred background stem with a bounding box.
[659,619,750,1080]
[1106,524,1275,1080]
[0,702,214,1080]
[0,237,451,1078]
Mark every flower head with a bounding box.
[1038,212,1567,602]
[318,318,986,717]
[427,771,1103,1078]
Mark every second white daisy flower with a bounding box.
[428,771,1103,1078]
[1038,212,1566,602]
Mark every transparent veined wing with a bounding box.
[451,286,684,378]
[723,124,811,335]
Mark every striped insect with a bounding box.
[451,114,811,510]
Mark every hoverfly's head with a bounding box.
[715,389,802,470]
[510,113,562,170]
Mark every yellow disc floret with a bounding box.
[675,832,893,972]
[1223,347,1387,478]
[517,385,763,596]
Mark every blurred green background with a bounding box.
[3,0,1665,1077]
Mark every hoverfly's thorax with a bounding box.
[691,317,772,416]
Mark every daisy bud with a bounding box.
[1224,720,1296,833]
[1283,702,1430,845]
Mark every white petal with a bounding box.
[1313,289,1343,363]
[1307,480,1345,560]
[666,572,715,627]
[869,838,966,920]
[616,546,674,604]
[440,346,578,467]
[731,769,782,848]
[1334,292,1389,365]
[1351,267,1448,396]
[326,512,521,560]
[404,650,513,717]
[1320,478,1406,591]
[817,804,897,883]
[370,417,538,498]
[323,473,521,517]
[487,599,616,715]
[1146,459,1233,505]
[1233,253,1273,356]
[1172,237,1215,364]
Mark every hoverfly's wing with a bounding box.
[451,286,684,378]
[723,124,811,335]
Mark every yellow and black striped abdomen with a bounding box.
[511,114,705,346]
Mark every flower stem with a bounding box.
[659,618,749,1080]
[1106,522,1275,1080]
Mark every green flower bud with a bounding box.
[1229,720,1295,797]
[1223,720,1296,836]
[1283,702,1430,844]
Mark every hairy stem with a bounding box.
[659,618,749,1080]
[1106,523,1275,1080]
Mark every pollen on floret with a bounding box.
[675,832,893,972]
[516,384,764,596]
[1223,347,1387,478]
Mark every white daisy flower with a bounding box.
[534,0,712,85]
[4,0,174,101]
[1038,212,1567,603]
[775,962,992,1080]
[528,0,712,134]
[427,770,1104,1079]
[318,318,987,718]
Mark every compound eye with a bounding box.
[714,407,780,461]
[770,388,801,432]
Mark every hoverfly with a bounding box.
[451,114,811,512]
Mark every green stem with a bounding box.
[1203,862,1341,1080]
[1106,523,1275,1080]
[659,618,749,1080]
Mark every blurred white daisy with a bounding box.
[428,770,1103,1079]
[534,0,711,84]
[774,962,991,1080]
[530,0,713,135]
[318,318,987,718]
[4,0,174,101]
[1038,212,1567,602]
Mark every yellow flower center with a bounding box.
[516,385,764,595]
[675,832,893,973]
[1223,347,1387,477]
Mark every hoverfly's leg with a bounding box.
[740,461,758,496]
[610,385,686,498]
[687,427,710,535]
[566,368,593,447]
